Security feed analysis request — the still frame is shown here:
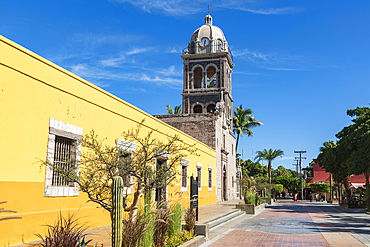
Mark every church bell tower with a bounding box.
[181,13,235,127]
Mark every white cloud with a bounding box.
[114,0,302,16]
[232,6,302,15]
[101,55,126,67]
[279,157,294,161]
[126,47,152,55]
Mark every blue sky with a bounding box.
[2,1,370,171]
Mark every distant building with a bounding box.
[306,163,368,188]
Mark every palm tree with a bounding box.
[166,105,182,114]
[233,105,262,153]
[255,148,284,183]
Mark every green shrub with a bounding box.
[167,203,182,237]
[164,230,194,247]
[257,195,262,205]
[183,207,196,232]
[266,191,271,198]
[245,192,255,205]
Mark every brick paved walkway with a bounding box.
[202,201,369,247]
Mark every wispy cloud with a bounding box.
[231,6,302,15]
[233,48,312,71]
[279,157,294,161]
[114,0,302,16]
[126,47,152,55]
[101,55,126,67]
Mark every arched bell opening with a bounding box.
[194,67,203,89]
[193,105,203,113]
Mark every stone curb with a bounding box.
[179,236,206,247]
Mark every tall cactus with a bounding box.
[112,176,123,247]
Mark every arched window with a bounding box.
[207,66,217,88]
[194,67,203,89]
[207,104,216,113]
[216,39,222,52]
[193,105,202,113]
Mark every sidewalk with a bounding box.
[201,200,370,247]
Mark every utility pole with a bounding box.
[294,150,307,200]
[292,160,299,195]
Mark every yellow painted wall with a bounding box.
[0,35,217,246]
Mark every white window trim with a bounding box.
[44,118,82,197]
[180,158,190,192]
[208,165,213,191]
[116,138,138,195]
[196,162,202,191]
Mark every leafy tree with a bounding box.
[314,140,352,199]
[242,159,267,178]
[233,105,262,153]
[342,106,370,204]
[166,105,182,114]
[273,176,298,193]
[42,120,197,219]
[309,183,330,193]
[255,149,284,184]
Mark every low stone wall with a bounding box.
[235,203,266,214]
[262,197,274,205]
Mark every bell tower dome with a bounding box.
[181,14,234,126]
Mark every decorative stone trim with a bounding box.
[116,139,138,195]
[44,118,82,197]
[116,138,138,152]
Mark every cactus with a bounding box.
[112,176,123,247]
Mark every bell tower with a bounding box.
[181,13,235,127]
[155,14,237,202]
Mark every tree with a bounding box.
[242,159,267,178]
[166,105,182,114]
[43,120,197,219]
[274,176,297,193]
[255,149,284,184]
[233,105,262,153]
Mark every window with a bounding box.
[208,166,212,191]
[44,118,82,197]
[181,159,189,192]
[194,105,202,113]
[116,139,138,195]
[155,158,168,202]
[196,162,202,191]
[52,136,75,187]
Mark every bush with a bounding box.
[257,195,262,205]
[122,210,152,247]
[183,207,196,232]
[167,203,182,237]
[153,201,172,247]
[36,212,87,247]
[266,191,271,198]
[245,192,255,205]
[164,230,194,247]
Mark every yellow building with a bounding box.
[0,34,217,246]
